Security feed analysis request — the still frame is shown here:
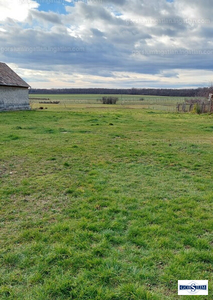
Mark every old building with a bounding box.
[0,63,30,111]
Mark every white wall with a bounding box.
[0,86,30,111]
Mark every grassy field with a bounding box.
[0,106,213,299]
[29,94,198,112]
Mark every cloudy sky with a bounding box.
[0,0,213,88]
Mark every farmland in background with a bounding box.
[29,94,206,112]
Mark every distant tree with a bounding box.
[101,96,118,104]
[29,87,207,97]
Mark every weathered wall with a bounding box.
[0,86,30,111]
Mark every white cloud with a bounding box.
[0,0,39,22]
[10,67,213,89]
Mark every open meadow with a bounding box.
[29,94,198,112]
[0,104,213,299]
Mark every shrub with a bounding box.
[101,96,118,104]
[192,103,202,114]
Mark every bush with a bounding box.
[101,96,118,104]
[192,103,202,114]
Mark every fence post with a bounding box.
[182,103,186,112]
[201,102,204,113]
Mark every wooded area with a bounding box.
[29,86,213,97]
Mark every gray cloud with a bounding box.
[29,10,63,24]
[0,0,213,88]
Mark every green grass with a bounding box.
[0,107,212,299]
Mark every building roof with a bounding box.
[0,63,30,88]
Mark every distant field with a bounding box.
[29,94,201,111]
[0,108,212,299]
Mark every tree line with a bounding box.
[29,87,213,98]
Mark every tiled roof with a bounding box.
[0,63,29,88]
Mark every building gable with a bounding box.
[0,63,30,88]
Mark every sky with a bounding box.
[0,0,213,89]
